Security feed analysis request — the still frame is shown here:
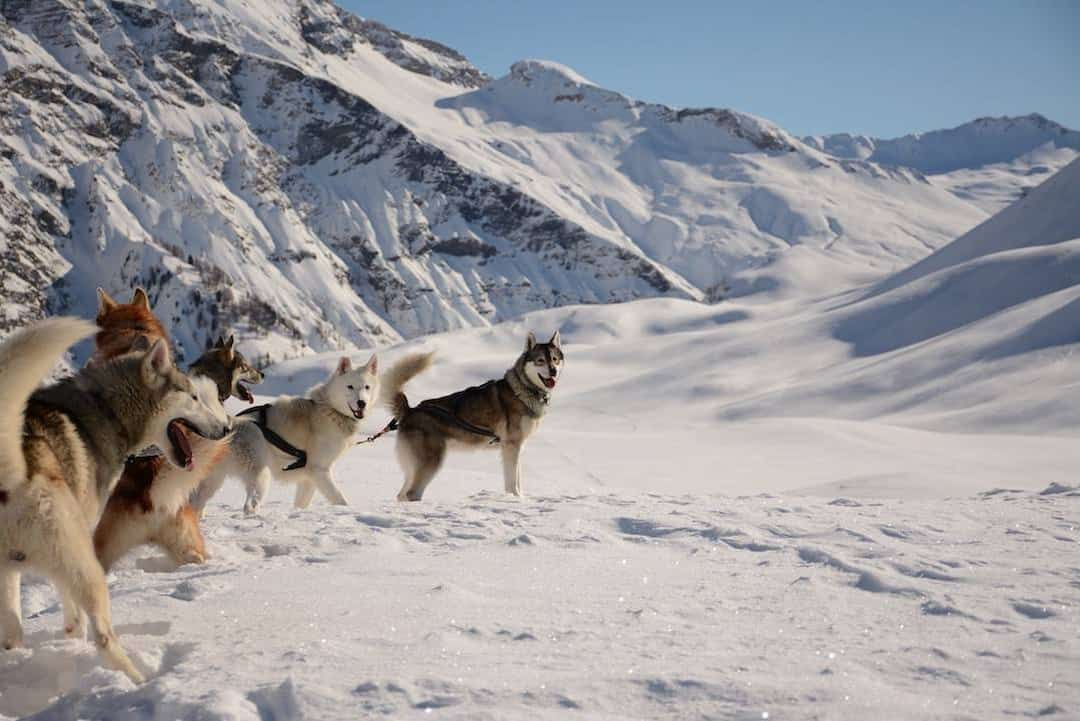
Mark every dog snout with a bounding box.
[357,400,367,411]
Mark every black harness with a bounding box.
[236,404,307,471]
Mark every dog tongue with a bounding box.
[237,383,254,403]
[167,420,194,470]
[542,377,557,389]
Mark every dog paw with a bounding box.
[182,550,207,565]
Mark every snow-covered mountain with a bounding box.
[805,114,1080,212]
[0,0,1051,364]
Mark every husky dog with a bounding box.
[88,287,168,367]
[0,318,230,683]
[190,355,379,515]
[94,335,264,571]
[383,331,563,501]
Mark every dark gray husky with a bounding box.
[382,331,564,501]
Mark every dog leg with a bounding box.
[94,506,151,573]
[312,468,348,506]
[500,441,523,496]
[61,590,87,640]
[0,569,23,650]
[48,533,145,683]
[243,466,272,515]
[395,434,444,502]
[190,465,228,518]
[155,506,207,565]
[293,481,317,509]
[400,453,444,502]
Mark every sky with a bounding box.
[338,0,1079,138]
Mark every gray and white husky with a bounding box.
[0,318,229,683]
[190,355,379,515]
[382,331,563,501]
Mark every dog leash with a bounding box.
[356,418,398,445]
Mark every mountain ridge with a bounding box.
[2,0,1065,365]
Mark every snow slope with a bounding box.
[1,290,1077,719]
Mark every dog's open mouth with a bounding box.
[541,376,557,389]
[351,406,365,419]
[167,419,205,471]
[235,382,254,403]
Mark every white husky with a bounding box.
[190,355,379,514]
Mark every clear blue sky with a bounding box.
[338,0,1079,138]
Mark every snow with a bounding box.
[3,254,1079,717]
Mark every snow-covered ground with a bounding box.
[4,269,1079,718]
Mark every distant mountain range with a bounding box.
[1,0,1076,363]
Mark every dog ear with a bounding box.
[525,332,537,351]
[131,287,151,310]
[364,354,378,374]
[96,287,118,316]
[336,357,352,375]
[141,338,172,384]
[130,334,153,353]
[214,336,225,348]
[549,330,562,349]
[224,335,235,360]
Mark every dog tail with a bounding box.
[380,351,435,419]
[0,317,95,486]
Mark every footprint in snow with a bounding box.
[1011,601,1057,619]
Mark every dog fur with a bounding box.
[0,318,229,683]
[190,354,379,515]
[94,335,263,571]
[384,331,563,501]
[88,288,167,367]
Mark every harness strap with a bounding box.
[414,402,500,444]
[237,404,307,471]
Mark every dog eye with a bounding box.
[191,393,198,401]
[347,385,354,390]
[364,385,370,391]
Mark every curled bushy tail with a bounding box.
[380,351,435,419]
[0,317,95,485]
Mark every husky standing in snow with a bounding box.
[94,335,265,571]
[0,318,230,683]
[190,355,380,515]
[382,331,564,501]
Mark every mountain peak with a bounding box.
[508,59,597,89]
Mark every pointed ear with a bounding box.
[131,287,150,310]
[130,334,152,353]
[364,354,378,374]
[336,357,352,375]
[525,332,537,351]
[549,330,562,349]
[215,336,225,348]
[225,335,235,351]
[140,338,172,384]
[96,287,118,316]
